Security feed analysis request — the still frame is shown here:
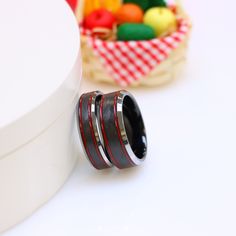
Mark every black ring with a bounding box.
[100,90,147,169]
[77,90,147,170]
[77,91,112,170]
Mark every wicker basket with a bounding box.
[77,0,191,87]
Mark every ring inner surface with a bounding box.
[122,95,147,159]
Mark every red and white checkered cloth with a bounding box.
[81,16,191,86]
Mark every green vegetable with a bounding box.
[117,23,156,41]
[124,0,167,10]
[123,0,150,11]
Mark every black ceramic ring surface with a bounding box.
[100,91,147,169]
[77,90,147,170]
[77,91,112,170]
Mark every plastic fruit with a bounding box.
[117,23,156,41]
[84,0,100,16]
[144,7,177,37]
[84,0,121,16]
[116,4,144,25]
[66,0,78,12]
[104,0,121,13]
[149,0,167,7]
[84,9,116,30]
[123,0,150,11]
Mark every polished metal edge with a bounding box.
[116,90,147,166]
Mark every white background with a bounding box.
[3,0,236,235]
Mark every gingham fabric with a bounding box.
[81,12,191,86]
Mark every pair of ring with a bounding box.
[77,90,147,170]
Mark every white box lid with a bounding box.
[0,0,81,159]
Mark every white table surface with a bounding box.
[3,0,236,235]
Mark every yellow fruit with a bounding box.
[144,7,177,37]
[103,0,121,13]
[84,0,100,16]
[84,0,121,16]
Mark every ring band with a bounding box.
[77,90,147,170]
[100,91,147,169]
[77,91,112,170]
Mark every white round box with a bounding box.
[0,0,81,232]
